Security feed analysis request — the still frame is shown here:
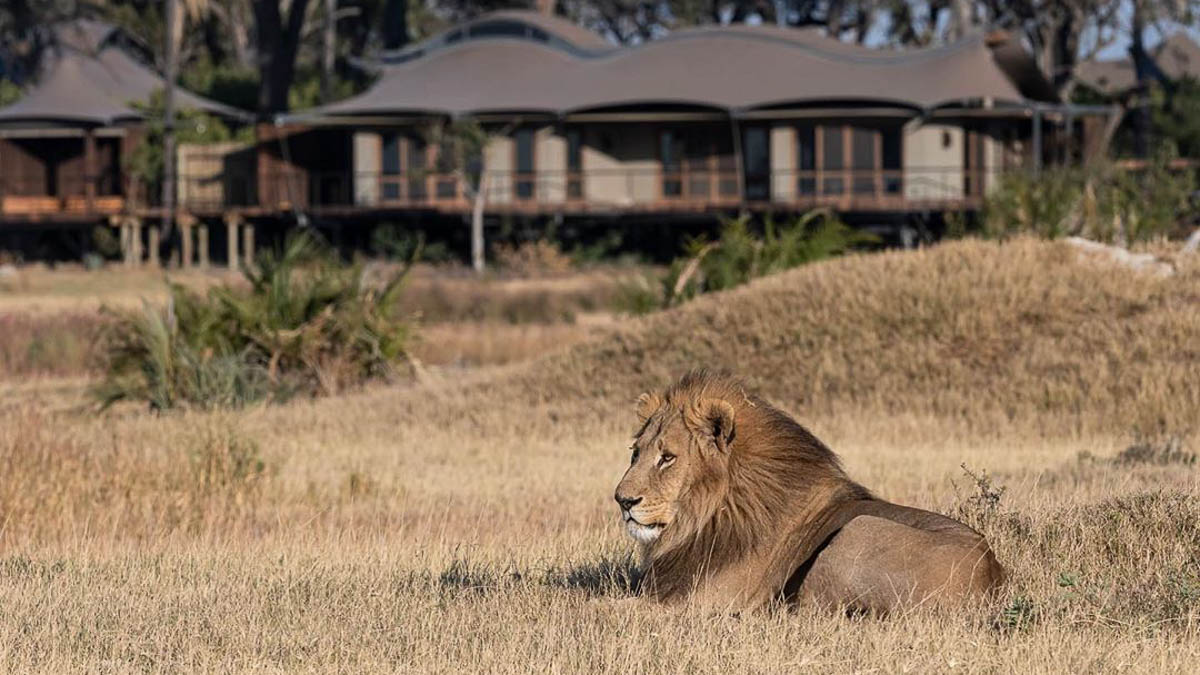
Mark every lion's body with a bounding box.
[614,371,1005,614]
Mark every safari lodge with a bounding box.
[1,11,1114,260]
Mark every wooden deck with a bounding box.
[1,167,987,226]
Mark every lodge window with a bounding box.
[797,125,816,195]
[657,127,736,201]
[882,128,902,194]
[821,126,844,195]
[407,136,427,200]
[381,133,402,200]
[742,126,771,201]
[801,124,903,199]
[380,133,429,202]
[514,128,535,200]
[659,130,683,197]
[566,128,583,199]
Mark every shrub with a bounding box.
[981,152,1197,244]
[621,210,875,313]
[370,225,453,264]
[493,240,574,277]
[94,232,413,411]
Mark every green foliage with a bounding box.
[287,68,360,111]
[181,55,259,112]
[611,273,666,317]
[981,152,1197,243]
[124,88,253,203]
[90,226,122,259]
[370,225,453,263]
[94,232,414,411]
[0,77,20,106]
[665,211,876,306]
[1151,77,1200,158]
[613,210,874,315]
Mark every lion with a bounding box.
[613,370,1005,614]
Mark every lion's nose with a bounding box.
[615,495,642,511]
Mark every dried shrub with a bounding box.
[493,240,574,277]
[93,232,413,410]
[1114,433,1196,466]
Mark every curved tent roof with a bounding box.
[1077,32,1200,95]
[0,20,249,127]
[293,13,1054,122]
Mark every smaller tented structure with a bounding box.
[0,19,248,221]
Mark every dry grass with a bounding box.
[1,238,1198,672]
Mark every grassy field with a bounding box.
[1,238,1198,672]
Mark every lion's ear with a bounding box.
[686,398,736,453]
[636,392,664,423]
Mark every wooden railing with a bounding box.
[1,166,994,220]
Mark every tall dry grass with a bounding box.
[0,238,1197,672]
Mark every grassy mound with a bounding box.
[497,237,1200,436]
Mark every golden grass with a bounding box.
[1,238,1198,672]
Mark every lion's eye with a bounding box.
[657,452,676,469]
[630,447,640,464]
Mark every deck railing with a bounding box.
[2,166,998,219]
[239,166,993,215]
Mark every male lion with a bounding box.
[614,370,1005,614]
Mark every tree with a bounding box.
[254,0,314,115]
[432,118,500,274]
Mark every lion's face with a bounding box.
[614,391,735,546]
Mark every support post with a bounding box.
[118,220,132,267]
[148,226,161,268]
[1031,105,1043,177]
[242,222,255,269]
[130,218,143,267]
[180,217,193,269]
[83,129,97,213]
[162,0,178,246]
[197,225,209,269]
[226,214,241,271]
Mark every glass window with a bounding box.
[382,134,401,176]
[407,136,426,200]
[514,128,534,200]
[852,127,875,194]
[742,127,769,201]
[881,127,902,194]
[660,130,683,197]
[822,126,843,195]
[566,129,582,172]
[566,128,583,199]
[797,124,815,195]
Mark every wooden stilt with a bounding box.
[225,214,241,271]
[180,218,193,269]
[148,226,161,268]
[242,222,255,269]
[130,219,143,267]
[197,225,210,269]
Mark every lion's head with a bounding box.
[613,370,870,605]
[613,385,735,547]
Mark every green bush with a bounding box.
[981,152,1197,244]
[613,210,874,315]
[94,232,413,411]
[667,210,875,307]
[369,225,453,264]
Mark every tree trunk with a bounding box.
[471,174,488,275]
[950,0,971,40]
[1130,4,1151,158]
[321,0,336,102]
[255,0,314,116]
[162,0,179,249]
[382,0,409,50]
